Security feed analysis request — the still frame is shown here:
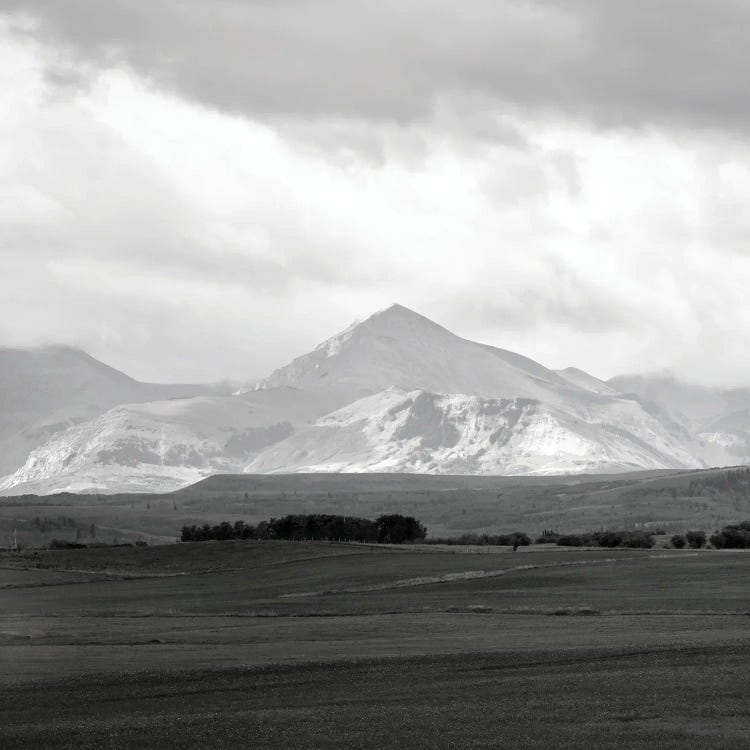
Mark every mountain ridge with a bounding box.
[1,304,745,494]
[0,345,213,476]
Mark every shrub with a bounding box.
[597,531,623,548]
[48,539,87,550]
[555,530,654,549]
[535,534,558,544]
[509,532,530,550]
[710,525,750,549]
[556,534,586,547]
[670,534,686,549]
[686,530,707,549]
[619,531,654,549]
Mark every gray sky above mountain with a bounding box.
[1,1,750,384]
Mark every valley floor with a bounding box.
[2,541,749,748]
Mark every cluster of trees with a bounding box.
[180,513,427,544]
[669,530,707,549]
[709,521,750,549]
[425,532,531,550]
[540,523,750,550]
[427,528,657,549]
[540,530,655,549]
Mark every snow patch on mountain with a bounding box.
[246,389,702,476]
[3,305,736,494]
[251,304,582,409]
[0,388,332,495]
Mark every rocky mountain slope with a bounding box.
[608,373,750,464]
[0,387,337,495]
[1,305,743,494]
[0,346,209,475]
[247,388,699,476]
[253,304,584,409]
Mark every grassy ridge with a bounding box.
[3,466,750,547]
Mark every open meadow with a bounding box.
[2,539,749,748]
[4,466,750,549]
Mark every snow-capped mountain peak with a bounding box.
[2,304,742,495]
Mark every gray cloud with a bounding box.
[4,4,750,388]
[3,0,750,137]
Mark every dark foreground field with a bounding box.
[2,541,749,748]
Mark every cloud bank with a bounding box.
[1,2,749,385]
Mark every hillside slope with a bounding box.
[247,388,700,476]
[0,346,208,475]
[3,306,737,494]
[0,388,334,495]
[253,304,584,409]
[608,373,750,463]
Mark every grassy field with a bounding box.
[3,466,750,547]
[2,539,750,747]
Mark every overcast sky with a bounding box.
[1,1,750,385]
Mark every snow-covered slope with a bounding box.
[0,346,209,475]
[696,408,750,461]
[606,373,750,465]
[3,304,738,494]
[0,388,333,495]
[246,389,701,476]
[253,304,584,409]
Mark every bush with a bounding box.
[48,539,87,550]
[555,530,654,549]
[686,530,707,549]
[535,530,559,544]
[619,531,655,549]
[710,524,750,549]
[556,534,587,547]
[376,514,427,543]
[535,534,558,544]
[670,534,686,549]
[425,532,530,547]
[597,531,623,548]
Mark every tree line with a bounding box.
[425,532,531,550]
[708,521,750,549]
[536,529,656,549]
[180,513,427,544]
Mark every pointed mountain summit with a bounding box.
[2,306,727,495]
[255,303,578,408]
